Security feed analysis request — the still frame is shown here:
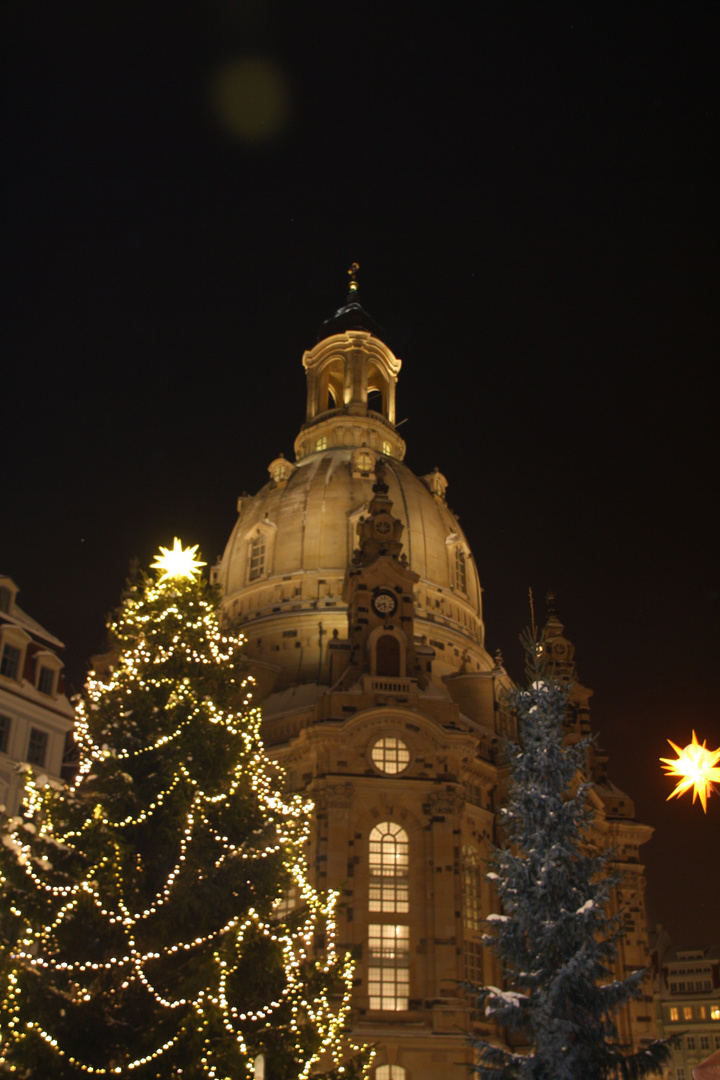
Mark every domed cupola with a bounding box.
[214,271,492,705]
[294,264,406,462]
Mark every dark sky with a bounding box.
[5,3,719,945]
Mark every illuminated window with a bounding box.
[375,1067,406,1080]
[464,939,484,985]
[683,1006,693,1020]
[669,1007,679,1021]
[369,822,408,913]
[248,534,266,582]
[0,644,21,680]
[713,1007,720,1021]
[315,436,327,452]
[354,448,374,474]
[368,924,409,1010]
[38,666,55,696]
[27,728,48,768]
[382,441,391,456]
[0,714,10,754]
[371,737,409,775]
[698,1005,707,1019]
[462,846,483,932]
[272,882,300,919]
[455,548,467,592]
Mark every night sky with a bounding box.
[5,4,719,945]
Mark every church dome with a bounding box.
[214,300,494,696]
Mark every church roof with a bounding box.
[317,297,386,342]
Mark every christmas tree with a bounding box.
[0,540,368,1079]
[468,631,671,1080]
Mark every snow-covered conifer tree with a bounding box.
[468,631,670,1080]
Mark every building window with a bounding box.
[687,1036,695,1050]
[700,1036,710,1051]
[371,737,409,776]
[0,586,11,613]
[715,1035,720,1048]
[0,714,10,754]
[382,441,391,456]
[38,666,55,696]
[698,1005,707,1020]
[462,846,483,932]
[375,635,401,677]
[375,1067,406,1080]
[455,547,467,592]
[315,436,327,452]
[369,822,408,913]
[248,534,266,582]
[683,1006,693,1021]
[669,1007,679,1022]
[464,939,484,986]
[1,644,21,680]
[368,924,409,1010]
[677,1069,685,1080]
[27,728,48,768]
[712,1007,720,1021]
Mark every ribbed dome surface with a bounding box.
[219,450,481,617]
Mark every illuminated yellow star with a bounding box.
[150,538,206,582]
[660,731,720,813]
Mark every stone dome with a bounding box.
[214,321,495,697]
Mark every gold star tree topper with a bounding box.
[660,731,720,813]
[150,538,206,582]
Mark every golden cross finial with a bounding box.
[348,261,360,292]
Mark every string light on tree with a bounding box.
[0,541,371,1078]
[660,731,720,813]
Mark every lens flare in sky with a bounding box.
[660,731,720,813]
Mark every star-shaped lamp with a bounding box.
[660,731,720,813]
[150,538,206,582]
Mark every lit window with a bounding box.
[464,939,484,985]
[272,883,300,919]
[713,1007,720,1021]
[354,449,374,474]
[698,1005,707,1019]
[455,547,467,592]
[462,846,483,932]
[0,714,10,754]
[382,441,391,456]
[369,822,408,913]
[315,436,327,452]
[38,666,55,696]
[371,737,409,775]
[1,644,21,680]
[669,1007,679,1021]
[27,728,48,768]
[375,1067,406,1080]
[248,534,266,582]
[684,1006,693,1020]
[368,924,409,1010]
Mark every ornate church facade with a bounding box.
[211,282,659,1077]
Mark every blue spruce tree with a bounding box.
[469,629,671,1080]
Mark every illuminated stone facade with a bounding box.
[0,576,75,814]
[212,293,659,1077]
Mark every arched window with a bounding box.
[368,822,410,1011]
[462,844,485,985]
[369,822,408,912]
[248,533,266,582]
[375,634,401,677]
[455,547,467,592]
[462,845,482,931]
[375,1066,406,1080]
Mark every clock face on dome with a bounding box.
[371,589,398,617]
[374,517,392,536]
